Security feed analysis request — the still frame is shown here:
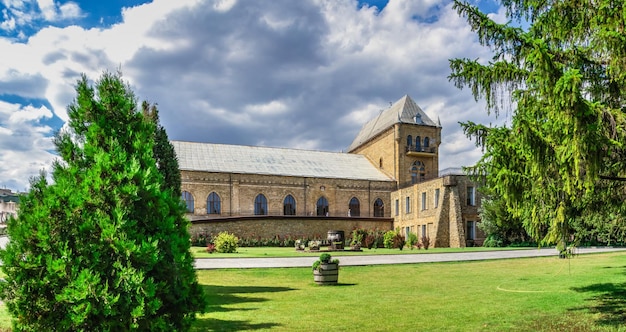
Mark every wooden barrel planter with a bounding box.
[313,262,339,285]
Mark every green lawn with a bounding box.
[190,245,532,258]
[1,252,625,331]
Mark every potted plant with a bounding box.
[308,240,321,251]
[295,239,307,251]
[312,253,339,285]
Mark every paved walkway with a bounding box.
[2,237,624,270]
[193,247,626,269]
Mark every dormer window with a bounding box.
[414,113,423,124]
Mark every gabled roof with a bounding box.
[172,141,394,182]
[347,95,438,152]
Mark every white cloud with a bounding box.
[0,0,502,190]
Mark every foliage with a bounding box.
[421,236,430,250]
[213,232,239,253]
[308,240,321,250]
[449,0,626,249]
[350,228,366,247]
[237,235,299,247]
[406,232,419,249]
[312,253,339,271]
[0,72,206,330]
[383,230,396,249]
[206,243,216,254]
[478,195,531,247]
[295,239,307,250]
[141,101,181,197]
[383,229,406,250]
[191,232,212,246]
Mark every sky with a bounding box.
[0,0,508,191]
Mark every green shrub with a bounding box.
[383,230,396,249]
[407,232,419,249]
[214,232,239,253]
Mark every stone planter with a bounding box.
[313,262,339,285]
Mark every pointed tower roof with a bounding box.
[347,95,437,152]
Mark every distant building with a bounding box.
[0,189,20,224]
[174,95,484,247]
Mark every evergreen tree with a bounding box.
[449,1,626,247]
[0,72,206,330]
[141,101,182,197]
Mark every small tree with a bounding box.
[0,72,206,330]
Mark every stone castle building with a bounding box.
[175,95,484,247]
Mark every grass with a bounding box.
[190,252,626,331]
[190,245,533,258]
[1,252,625,331]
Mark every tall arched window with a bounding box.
[283,195,296,215]
[415,136,422,151]
[373,198,384,217]
[349,197,360,217]
[182,191,194,213]
[407,135,413,148]
[254,194,268,215]
[316,197,329,216]
[207,192,221,215]
[411,165,419,184]
[411,161,426,183]
[424,137,430,148]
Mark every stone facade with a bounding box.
[190,216,393,241]
[180,95,484,247]
[181,172,395,218]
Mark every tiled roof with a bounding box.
[172,141,394,182]
[347,95,438,152]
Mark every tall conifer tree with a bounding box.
[0,72,206,330]
[449,1,626,247]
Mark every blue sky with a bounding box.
[0,0,505,191]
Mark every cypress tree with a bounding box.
[0,72,206,330]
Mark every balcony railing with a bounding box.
[405,146,436,154]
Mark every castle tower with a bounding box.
[347,95,442,188]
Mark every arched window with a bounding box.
[182,191,194,213]
[411,161,426,183]
[424,137,430,148]
[316,196,329,216]
[254,194,268,215]
[349,197,360,217]
[373,198,384,217]
[407,135,413,147]
[415,136,421,151]
[283,195,296,215]
[207,192,221,215]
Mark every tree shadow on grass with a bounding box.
[570,280,626,328]
[193,285,296,331]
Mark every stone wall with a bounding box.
[189,216,394,241]
[181,171,396,218]
[390,175,484,248]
